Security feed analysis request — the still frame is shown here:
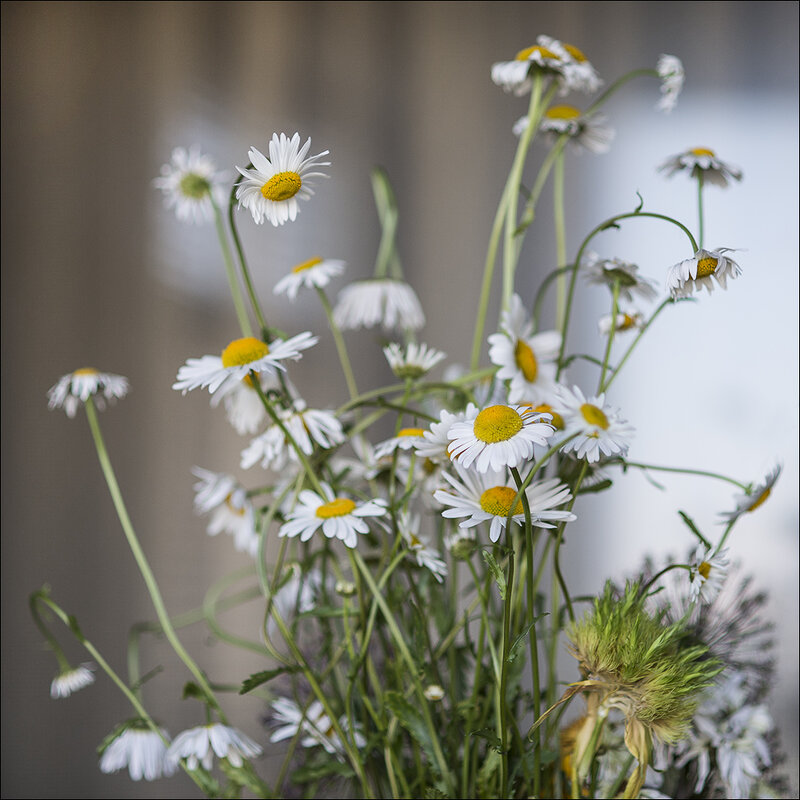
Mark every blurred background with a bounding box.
[2,2,797,797]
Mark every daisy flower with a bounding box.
[415,404,479,464]
[273,256,346,301]
[216,371,283,436]
[397,511,448,582]
[491,42,566,96]
[333,279,425,331]
[153,146,227,225]
[688,546,730,605]
[434,465,575,544]
[192,467,258,556]
[235,132,329,226]
[99,719,176,781]
[666,247,741,299]
[597,311,644,335]
[173,332,317,397]
[582,251,659,304]
[47,369,129,417]
[514,105,614,154]
[383,341,446,380]
[166,723,262,771]
[424,685,446,702]
[373,427,428,460]
[536,35,603,94]
[279,483,387,549]
[719,464,781,524]
[659,147,743,188]
[656,54,685,113]
[557,385,634,463]
[50,663,95,698]
[488,294,561,405]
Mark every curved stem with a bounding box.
[618,458,749,491]
[211,199,252,337]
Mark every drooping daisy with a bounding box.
[514,105,614,154]
[719,464,781,525]
[50,663,95,698]
[216,370,282,436]
[47,369,129,417]
[666,248,742,299]
[557,385,634,463]
[383,342,446,380]
[415,404,479,464]
[192,467,258,556]
[166,723,262,771]
[397,511,448,582]
[153,146,228,225]
[448,403,554,473]
[434,465,575,543]
[373,427,428,460]
[488,294,561,405]
[582,251,659,304]
[273,257,346,301]
[173,332,317,397]
[99,719,176,781]
[235,132,329,226]
[333,279,425,331]
[279,483,387,549]
[656,54,684,113]
[659,147,743,188]
[597,311,644,335]
[688,546,730,604]
[491,42,566,96]
[536,35,603,94]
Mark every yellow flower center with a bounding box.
[398,428,425,437]
[747,487,771,511]
[409,533,422,547]
[292,256,323,274]
[580,403,609,429]
[316,497,356,519]
[545,105,582,120]
[514,340,539,382]
[224,494,246,516]
[261,171,302,202]
[563,43,587,62]
[179,172,211,199]
[691,147,716,157]
[473,405,524,443]
[619,314,638,330]
[221,337,270,368]
[531,403,563,430]
[697,561,711,580]
[73,367,99,376]
[696,257,718,278]
[241,372,260,389]
[515,45,559,61]
[480,486,523,517]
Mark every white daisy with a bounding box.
[397,511,448,582]
[536,35,603,94]
[373,427,428,460]
[518,105,614,154]
[582,251,659,304]
[333,279,425,331]
[47,369,129,417]
[99,720,176,781]
[235,132,329,226]
[488,294,561,405]
[173,332,317,397]
[491,42,566,96]
[659,147,743,188]
[192,467,258,556]
[666,247,742,299]
[383,342,446,380]
[656,54,685,113]
[434,465,575,544]
[688,546,730,604]
[153,146,228,225]
[719,464,781,524]
[557,385,634,463]
[217,371,283,436]
[50,663,95,698]
[414,404,479,464]
[279,483,387,549]
[597,311,644,335]
[166,723,262,771]
[423,685,446,702]
[273,257,346,301]
[716,703,774,798]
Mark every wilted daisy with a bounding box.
[99,719,176,781]
[688,546,730,604]
[47,369,129,418]
[656,54,684,113]
[514,105,614,155]
[50,663,95,698]
[659,147,743,188]
[536,35,603,94]
[488,294,561,405]
[597,311,644,335]
[666,247,741,298]
[279,483,387,549]
[434,465,575,543]
[491,42,565,95]
[557,385,633,463]
[720,464,781,524]
[397,511,448,582]
[192,467,258,556]
[333,279,425,331]
[235,132,329,226]
[166,723,262,771]
[383,342,446,380]
[582,251,659,304]
[273,256,346,301]
[173,332,317,397]
[153,146,227,224]
[415,404,479,464]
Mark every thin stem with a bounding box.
[618,458,749,491]
[316,287,359,401]
[697,172,705,249]
[498,543,516,799]
[211,199,252,337]
[554,148,568,330]
[597,279,620,392]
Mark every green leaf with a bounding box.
[385,691,442,780]
[577,478,613,495]
[291,760,355,784]
[239,666,301,694]
[678,510,712,549]
[469,727,504,752]
[481,551,506,599]
[507,616,547,663]
[182,681,205,701]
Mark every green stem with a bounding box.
[597,279,620,392]
[554,148,567,331]
[498,543,516,799]
[697,172,705,250]
[316,287,359,401]
[618,459,749,491]
[585,68,658,115]
[211,199,252,337]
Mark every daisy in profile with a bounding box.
[659,147,743,188]
[99,719,176,781]
[488,294,561,405]
[173,332,317,397]
[666,248,741,298]
[434,465,575,543]
[153,146,228,224]
[215,370,283,436]
[273,256,346,301]
[557,385,634,463]
[719,464,781,524]
[582,252,659,304]
[373,427,428,460]
[47,369,129,417]
[491,42,565,96]
[514,105,614,154]
[597,311,644,335]
[397,511,448,582]
[166,723,262,771]
[688,546,730,604]
[536,35,603,94]
[333,279,425,331]
[415,404,478,464]
[235,132,329,226]
[192,467,258,556]
[279,483,387,549]
[656,54,684,113]
[383,341,446,380]
[50,663,95,698]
